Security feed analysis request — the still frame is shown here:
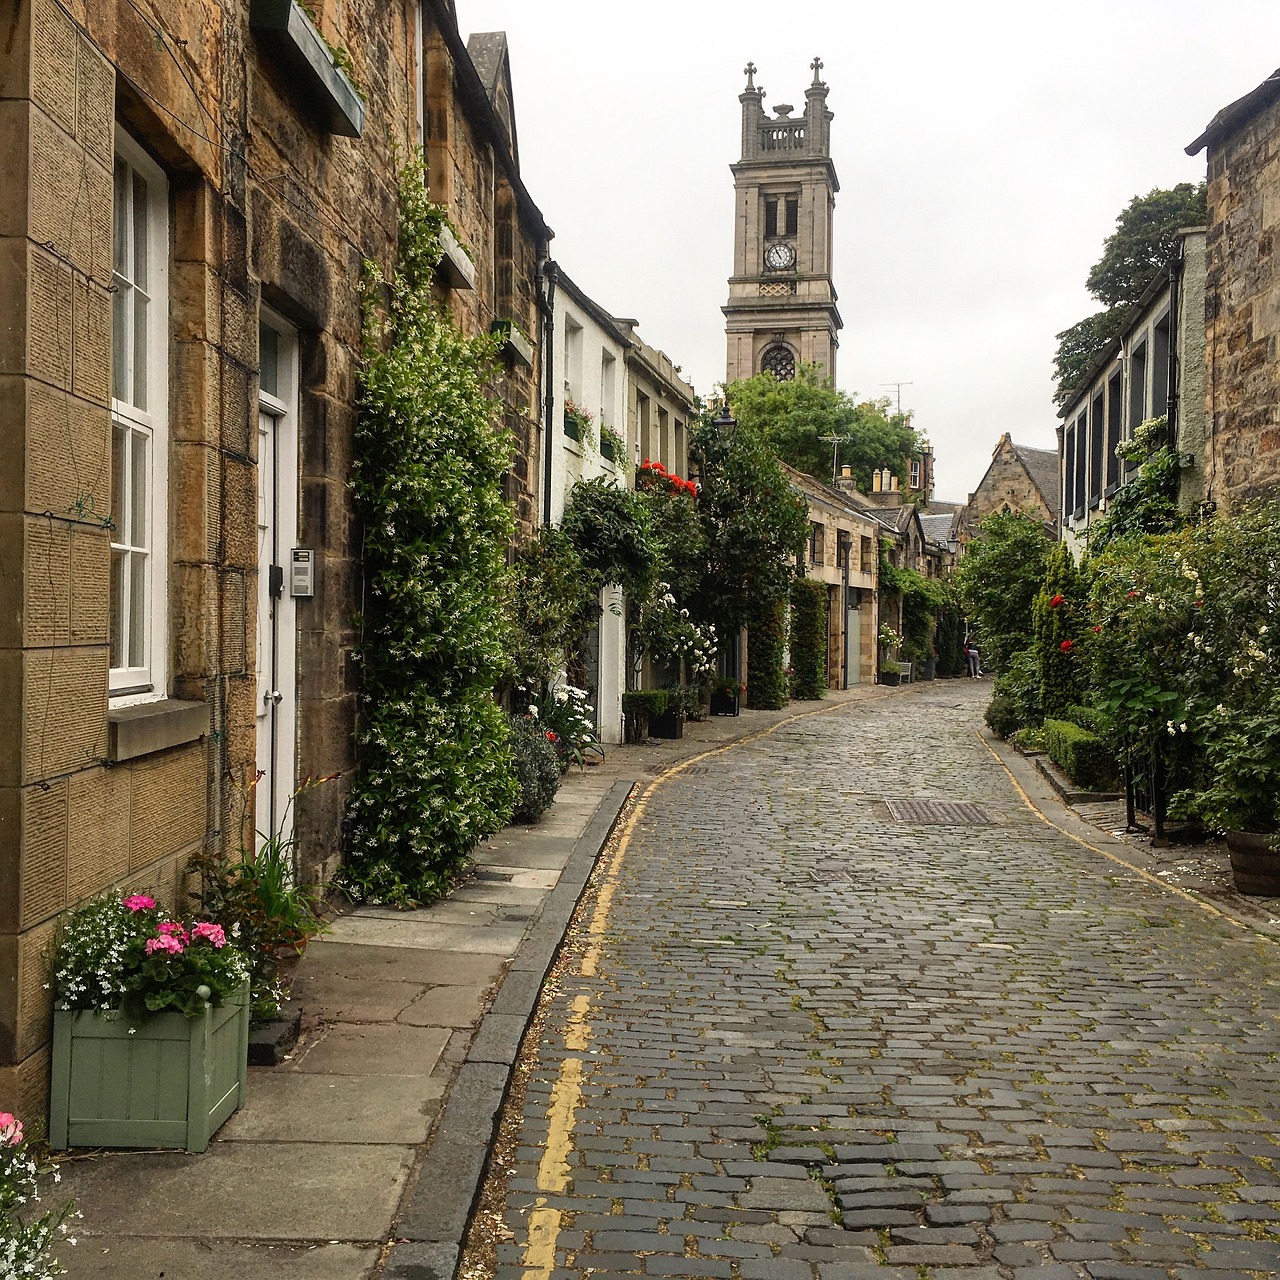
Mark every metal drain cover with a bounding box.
[886,799,995,825]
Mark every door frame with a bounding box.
[255,310,300,853]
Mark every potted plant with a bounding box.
[879,658,902,687]
[563,396,594,445]
[1178,699,1280,894]
[650,688,686,740]
[621,689,667,743]
[710,678,744,716]
[600,424,624,464]
[48,892,251,1152]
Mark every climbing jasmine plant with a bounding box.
[342,158,518,906]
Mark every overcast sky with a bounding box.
[459,1,1279,502]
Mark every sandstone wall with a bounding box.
[0,0,546,1116]
[1203,96,1280,508]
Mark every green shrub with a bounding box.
[789,578,827,700]
[1009,724,1047,754]
[508,715,562,822]
[990,646,1042,732]
[1043,718,1119,791]
[622,689,668,718]
[985,692,1021,739]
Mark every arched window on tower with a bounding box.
[761,344,796,381]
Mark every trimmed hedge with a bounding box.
[746,598,788,710]
[621,689,668,718]
[1063,703,1109,737]
[789,578,828,701]
[1043,718,1119,791]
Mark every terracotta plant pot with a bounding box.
[1225,829,1280,896]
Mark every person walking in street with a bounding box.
[965,640,982,678]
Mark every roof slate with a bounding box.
[1011,442,1060,508]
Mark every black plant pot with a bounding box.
[710,691,740,716]
[649,710,685,739]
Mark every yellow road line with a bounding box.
[976,729,1275,943]
[520,690,892,1277]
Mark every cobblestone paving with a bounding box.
[482,683,1280,1280]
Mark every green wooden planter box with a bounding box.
[49,983,250,1153]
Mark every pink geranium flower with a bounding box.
[145,934,185,956]
[191,922,227,949]
[0,1112,23,1146]
[157,921,189,944]
[123,894,156,912]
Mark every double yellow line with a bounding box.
[520,695,880,1277]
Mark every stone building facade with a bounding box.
[785,465,880,688]
[0,0,548,1118]
[723,59,841,384]
[956,434,1060,544]
[1187,69,1280,509]
[1055,230,1207,551]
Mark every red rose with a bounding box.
[546,731,558,742]
[1093,625,1101,633]
[1060,639,1073,652]
[1049,594,1065,608]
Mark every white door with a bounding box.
[846,604,861,686]
[255,317,299,851]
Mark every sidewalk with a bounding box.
[54,682,900,1280]
[983,730,1280,938]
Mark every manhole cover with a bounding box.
[886,799,995,825]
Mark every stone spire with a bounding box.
[739,59,767,160]
[805,54,832,156]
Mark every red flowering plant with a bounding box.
[637,459,697,499]
[49,891,249,1020]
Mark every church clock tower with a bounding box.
[724,59,841,384]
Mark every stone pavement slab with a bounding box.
[58,1240,380,1279]
[60,1143,415,1239]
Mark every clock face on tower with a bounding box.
[764,241,796,271]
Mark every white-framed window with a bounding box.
[109,129,169,698]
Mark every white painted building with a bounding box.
[542,265,632,743]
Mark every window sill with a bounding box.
[491,318,534,368]
[249,0,365,138]
[107,699,206,764]
[438,225,476,291]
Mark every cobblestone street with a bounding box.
[471,681,1280,1280]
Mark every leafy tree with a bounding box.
[1053,183,1206,405]
[953,511,1052,672]
[746,597,788,709]
[726,364,923,492]
[1086,183,1207,309]
[692,406,809,637]
[1052,309,1125,408]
